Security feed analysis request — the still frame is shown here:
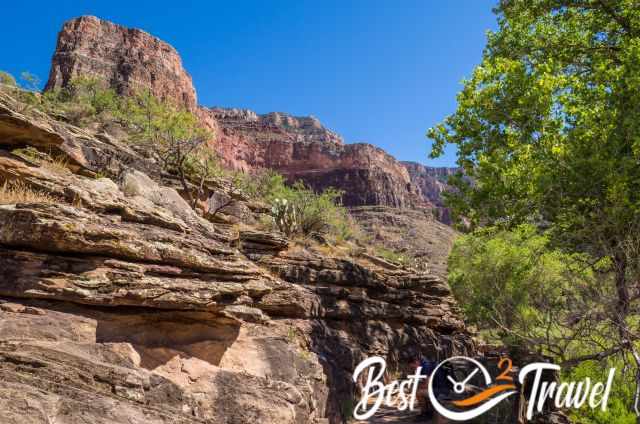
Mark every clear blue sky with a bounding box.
[1,1,497,167]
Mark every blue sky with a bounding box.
[1,1,497,167]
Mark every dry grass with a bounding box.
[39,155,70,174]
[12,147,70,175]
[0,181,57,205]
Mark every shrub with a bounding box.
[234,169,287,200]
[42,76,119,125]
[0,70,17,87]
[448,224,637,423]
[264,180,356,240]
[234,170,365,243]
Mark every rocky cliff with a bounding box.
[402,162,462,224]
[0,90,475,423]
[45,16,197,110]
[207,107,425,208]
[0,14,566,424]
[402,162,459,205]
[44,16,459,216]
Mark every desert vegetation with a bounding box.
[0,180,57,205]
[0,73,398,256]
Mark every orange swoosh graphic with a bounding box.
[451,384,516,407]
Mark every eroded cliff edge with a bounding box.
[46,16,459,217]
[0,15,476,423]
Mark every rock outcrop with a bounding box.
[401,162,461,224]
[350,206,458,277]
[0,94,475,423]
[208,107,426,208]
[45,16,197,110]
[42,18,458,213]
[402,162,460,207]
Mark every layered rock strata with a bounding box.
[0,94,475,423]
[45,16,197,110]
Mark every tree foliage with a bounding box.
[42,76,119,124]
[430,0,640,416]
[119,89,212,204]
[449,225,637,423]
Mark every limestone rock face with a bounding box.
[0,98,475,423]
[45,16,197,110]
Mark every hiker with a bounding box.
[409,354,453,422]
[409,355,436,419]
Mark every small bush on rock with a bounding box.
[271,198,299,236]
[42,76,119,125]
[0,70,17,88]
[264,180,355,241]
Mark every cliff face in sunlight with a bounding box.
[0,15,482,424]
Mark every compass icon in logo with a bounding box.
[428,356,518,421]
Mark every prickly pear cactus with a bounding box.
[271,198,298,236]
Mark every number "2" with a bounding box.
[497,357,513,382]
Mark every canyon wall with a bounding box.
[0,91,475,423]
[0,15,564,424]
[207,107,425,208]
[45,16,458,215]
[45,16,197,110]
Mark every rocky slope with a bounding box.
[350,206,457,277]
[42,16,465,280]
[0,91,475,423]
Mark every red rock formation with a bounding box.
[44,17,460,213]
[402,161,460,206]
[402,162,462,224]
[45,16,197,110]
[207,107,426,208]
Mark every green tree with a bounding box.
[68,76,119,116]
[449,225,637,423]
[122,89,212,205]
[44,76,121,125]
[429,0,640,415]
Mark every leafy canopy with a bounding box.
[429,0,640,253]
[431,1,640,416]
[449,224,637,424]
